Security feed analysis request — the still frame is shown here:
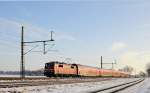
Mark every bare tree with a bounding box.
[138,71,146,77]
[119,65,133,74]
[146,63,150,77]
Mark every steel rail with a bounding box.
[91,78,145,93]
[110,78,144,93]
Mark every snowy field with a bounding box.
[0,78,144,93]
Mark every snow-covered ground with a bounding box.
[0,78,140,93]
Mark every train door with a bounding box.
[72,64,78,76]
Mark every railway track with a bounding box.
[0,77,112,81]
[0,77,112,88]
[0,77,52,80]
[90,78,145,93]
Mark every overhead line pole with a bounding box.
[21,26,25,79]
[101,56,103,69]
[100,56,117,70]
[20,26,54,80]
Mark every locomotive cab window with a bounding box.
[59,64,63,67]
[45,63,54,69]
[71,65,74,69]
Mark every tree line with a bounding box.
[0,69,44,76]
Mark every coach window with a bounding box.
[59,64,63,67]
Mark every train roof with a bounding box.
[46,61,100,69]
[46,61,73,65]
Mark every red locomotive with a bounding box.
[44,61,129,77]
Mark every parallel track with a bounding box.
[91,78,145,93]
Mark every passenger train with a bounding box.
[44,61,129,77]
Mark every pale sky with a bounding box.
[0,1,150,73]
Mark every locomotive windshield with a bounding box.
[45,63,54,69]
